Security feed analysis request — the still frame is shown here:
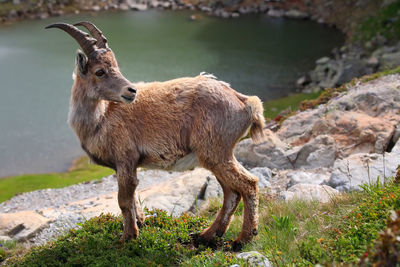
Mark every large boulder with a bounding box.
[287,135,337,169]
[139,168,220,216]
[279,108,324,145]
[279,184,339,203]
[249,167,274,188]
[235,129,292,169]
[379,51,400,70]
[0,211,52,241]
[311,110,395,156]
[309,57,369,88]
[286,168,331,187]
[329,151,400,191]
[327,74,400,122]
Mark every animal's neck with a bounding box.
[68,86,108,144]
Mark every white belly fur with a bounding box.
[143,152,199,172]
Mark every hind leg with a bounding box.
[200,179,241,240]
[201,157,259,245]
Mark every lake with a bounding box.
[0,10,343,177]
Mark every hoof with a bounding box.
[120,232,137,242]
[231,241,243,252]
[190,232,217,249]
[216,230,225,237]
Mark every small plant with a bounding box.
[270,215,297,233]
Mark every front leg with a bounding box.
[117,167,139,241]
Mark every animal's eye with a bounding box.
[95,69,105,77]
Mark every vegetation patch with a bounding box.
[354,0,400,44]
[0,156,113,203]
[3,180,400,265]
[263,91,321,120]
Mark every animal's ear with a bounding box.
[75,50,88,75]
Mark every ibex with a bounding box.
[46,22,265,249]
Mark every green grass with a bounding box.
[355,0,400,43]
[0,156,114,203]
[5,179,400,266]
[263,91,321,120]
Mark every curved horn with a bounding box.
[45,23,97,56]
[74,21,108,49]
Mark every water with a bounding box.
[0,10,343,177]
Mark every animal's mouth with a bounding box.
[121,95,135,103]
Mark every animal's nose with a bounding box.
[127,87,136,94]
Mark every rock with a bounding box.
[310,58,369,88]
[312,111,394,156]
[119,3,130,11]
[249,167,274,188]
[367,57,379,68]
[296,75,309,87]
[379,51,400,70]
[316,56,330,65]
[91,5,101,12]
[279,108,323,145]
[287,169,331,187]
[284,9,309,19]
[279,184,339,203]
[0,211,52,241]
[327,75,400,122]
[150,0,160,8]
[267,9,284,17]
[236,251,272,267]
[139,168,218,216]
[329,152,400,191]
[238,6,252,14]
[161,2,171,9]
[235,129,292,169]
[289,135,337,169]
[129,3,148,11]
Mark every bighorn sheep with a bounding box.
[46,22,265,249]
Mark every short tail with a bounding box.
[247,96,266,143]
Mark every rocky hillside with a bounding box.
[1,70,399,248]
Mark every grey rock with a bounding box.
[236,251,272,267]
[311,58,369,88]
[279,184,339,203]
[91,5,101,11]
[267,9,284,17]
[129,3,148,11]
[0,211,52,242]
[290,135,337,169]
[140,168,216,216]
[329,152,400,191]
[287,169,331,187]
[250,167,274,188]
[380,51,400,70]
[278,108,323,144]
[119,3,130,10]
[316,56,330,65]
[326,76,400,119]
[284,9,308,19]
[234,129,292,169]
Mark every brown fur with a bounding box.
[68,49,265,246]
